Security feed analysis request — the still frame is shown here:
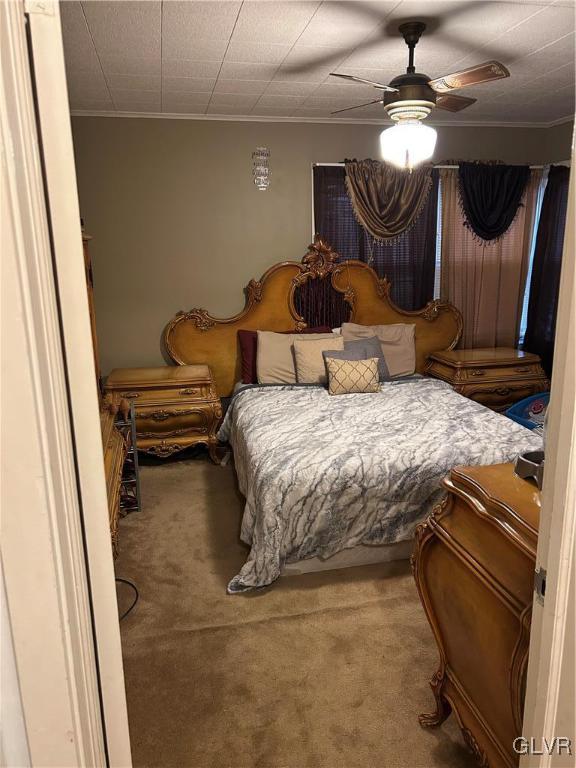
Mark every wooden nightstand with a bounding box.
[425,347,549,412]
[105,365,222,462]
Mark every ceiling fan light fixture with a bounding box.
[384,99,435,121]
[379,120,437,170]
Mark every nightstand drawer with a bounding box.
[459,364,544,382]
[465,382,540,411]
[115,384,214,402]
[135,403,217,436]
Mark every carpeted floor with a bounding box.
[115,455,474,768]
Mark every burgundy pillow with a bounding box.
[238,327,332,384]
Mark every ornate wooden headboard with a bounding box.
[164,237,462,397]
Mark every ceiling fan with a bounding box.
[330,21,510,119]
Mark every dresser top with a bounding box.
[429,347,540,367]
[451,463,540,553]
[106,364,212,389]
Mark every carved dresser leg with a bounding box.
[419,669,452,727]
[412,508,453,730]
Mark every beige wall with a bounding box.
[542,120,575,163]
[71,116,574,373]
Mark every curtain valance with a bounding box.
[458,161,530,242]
[344,159,433,241]
[313,164,439,310]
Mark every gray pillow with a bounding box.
[323,336,391,382]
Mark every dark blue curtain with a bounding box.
[313,164,438,311]
[523,166,570,376]
[458,162,530,241]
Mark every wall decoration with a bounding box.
[252,147,270,191]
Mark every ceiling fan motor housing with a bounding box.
[384,72,437,121]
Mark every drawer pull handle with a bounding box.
[120,391,140,398]
[514,367,527,373]
[150,410,172,421]
[495,387,511,396]
[180,388,199,395]
[470,370,485,377]
[138,408,204,421]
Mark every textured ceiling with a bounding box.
[61,0,576,125]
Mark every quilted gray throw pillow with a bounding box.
[323,336,390,382]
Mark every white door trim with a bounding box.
[1,0,104,763]
[521,128,575,766]
[24,2,132,763]
[1,0,131,765]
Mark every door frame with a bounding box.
[1,0,573,765]
[1,0,131,765]
[521,127,575,766]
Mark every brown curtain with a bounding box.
[344,159,433,241]
[440,167,542,348]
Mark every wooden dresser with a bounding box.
[413,463,540,768]
[99,393,129,555]
[105,364,222,461]
[425,348,549,411]
[83,232,131,553]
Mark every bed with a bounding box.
[218,380,541,592]
[163,237,542,592]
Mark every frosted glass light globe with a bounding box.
[380,121,437,170]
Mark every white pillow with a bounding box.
[257,331,338,385]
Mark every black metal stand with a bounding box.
[116,401,141,515]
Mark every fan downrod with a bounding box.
[398,21,426,73]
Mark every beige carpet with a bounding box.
[115,456,474,768]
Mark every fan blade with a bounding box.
[330,73,398,93]
[272,4,507,78]
[331,99,384,115]
[435,94,477,112]
[429,61,510,93]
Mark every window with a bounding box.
[312,164,439,311]
[313,164,549,333]
[518,169,549,346]
[434,176,442,300]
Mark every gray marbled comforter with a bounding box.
[218,379,542,594]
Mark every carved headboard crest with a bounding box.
[296,236,340,282]
[164,237,462,396]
